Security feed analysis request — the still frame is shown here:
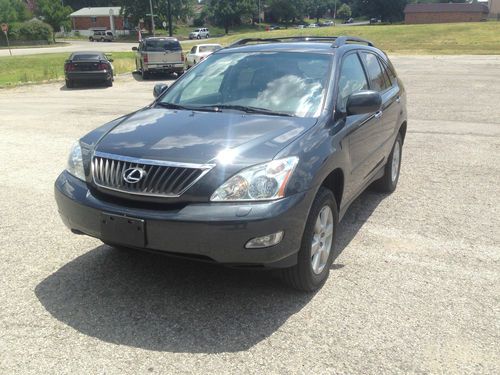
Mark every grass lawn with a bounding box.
[0,52,135,87]
[183,21,500,55]
[0,22,498,87]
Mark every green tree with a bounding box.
[208,0,254,34]
[268,0,306,23]
[120,0,195,34]
[351,0,408,22]
[0,0,30,23]
[36,0,72,41]
[337,3,351,19]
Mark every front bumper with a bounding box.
[55,171,315,267]
[66,71,111,81]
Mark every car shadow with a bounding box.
[35,245,314,353]
[35,189,385,353]
[59,82,111,91]
[132,71,181,82]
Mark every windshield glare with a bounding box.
[161,52,331,118]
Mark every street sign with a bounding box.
[1,23,12,56]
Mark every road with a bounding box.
[0,56,499,374]
[0,39,137,57]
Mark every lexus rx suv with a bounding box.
[55,36,407,291]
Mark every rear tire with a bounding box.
[373,133,403,193]
[280,187,338,292]
[141,66,149,80]
[105,78,113,87]
[65,79,74,88]
[89,37,94,42]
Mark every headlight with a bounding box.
[66,141,85,181]
[210,157,299,201]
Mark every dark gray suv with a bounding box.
[55,36,407,291]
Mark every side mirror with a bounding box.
[153,83,169,98]
[132,46,138,51]
[107,58,114,62]
[346,91,382,116]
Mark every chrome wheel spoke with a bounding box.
[324,224,334,238]
[311,237,321,257]
[310,205,334,275]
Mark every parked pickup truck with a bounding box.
[133,37,185,79]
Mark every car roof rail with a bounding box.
[332,36,374,48]
[229,36,374,48]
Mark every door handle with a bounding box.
[374,110,383,119]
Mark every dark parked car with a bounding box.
[55,36,407,291]
[64,52,114,88]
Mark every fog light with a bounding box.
[245,231,284,249]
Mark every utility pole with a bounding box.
[149,0,156,36]
[258,0,261,27]
[334,1,337,26]
[168,0,173,37]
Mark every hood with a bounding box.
[94,108,317,165]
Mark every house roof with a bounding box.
[404,3,489,14]
[70,7,122,17]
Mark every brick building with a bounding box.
[404,3,489,24]
[70,7,130,36]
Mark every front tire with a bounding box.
[373,133,403,193]
[280,187,338,292]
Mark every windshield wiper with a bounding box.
[200,105,295,117]
[155,102,218,112]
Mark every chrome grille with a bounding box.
[91,152,214,197]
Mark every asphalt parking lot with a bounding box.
[0,56,499,374]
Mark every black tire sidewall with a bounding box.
[296,187,339,290]
[385,134,403,192]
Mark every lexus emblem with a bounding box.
[123,167,147,184]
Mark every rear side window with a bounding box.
[337,53,369,112]
[199,45,219,53]
[361,52,389,92]
[380,59,397,86]
[144,39,181,52]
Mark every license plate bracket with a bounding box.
[101,213,146,248]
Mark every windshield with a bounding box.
[144,39,181,52]
[160,52,331,118]
[199,45,220,53]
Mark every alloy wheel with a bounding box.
[311,205,334,275]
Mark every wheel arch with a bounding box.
[399,121,407,144]
[320,168,344,211]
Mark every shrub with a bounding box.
[2,19,53,45]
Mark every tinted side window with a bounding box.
[380,59,397,86]
[337,53,369,112]
[190,46,197,54]
[361,52,389,92]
